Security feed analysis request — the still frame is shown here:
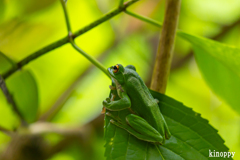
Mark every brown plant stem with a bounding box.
[150,0,181,93]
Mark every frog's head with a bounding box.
[108,64,136,85]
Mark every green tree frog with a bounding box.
[103,64,171,144]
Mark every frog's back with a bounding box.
[125,71,164,133]
[124,69,155,108]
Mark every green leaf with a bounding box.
[104,90,230,160]
[177,31,240,115]
[6,70,38,123]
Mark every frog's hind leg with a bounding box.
[107,112,163,144]
[110,119,163,144]
[164,120,171,139]
[159,113,171,139]
[125,114,163,143]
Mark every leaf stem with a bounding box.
[60,0,72,32]
[2,0,139,79]
[125,10,163,28]
[150,0,181,93]
[0,75,28,126]
[60,0,110,78]
[71,40,110,77]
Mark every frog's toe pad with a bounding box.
[154,98,159,104]
[106,112,112,116]
[109,85,116,90]
[110,119,115,123]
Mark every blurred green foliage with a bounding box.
[178,31,240,114]
[0,0,240,159]
[6,70,38,122]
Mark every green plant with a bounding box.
[0,0,239,159]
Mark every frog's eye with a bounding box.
[113,65,119,73]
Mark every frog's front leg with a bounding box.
[103,92,131,111]
[106,112,163,144]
